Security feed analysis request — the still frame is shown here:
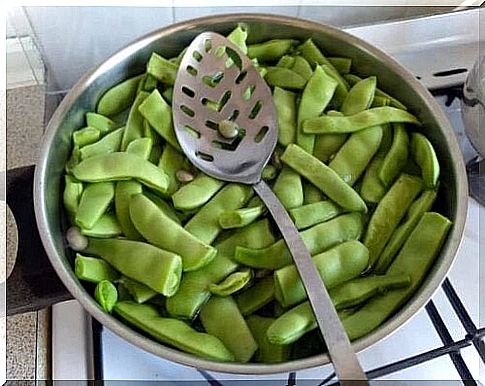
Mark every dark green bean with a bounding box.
[235,276,275,316]
[328,57,352,74]
[158,144,186,196]
[120,91,149,151]
[114,181,143,240]
[118,276,157,303]
[73,127,100,148]
[264,67,307,90]
[63,175,83,215]
[246,315,290,363]
[302,182,325,204]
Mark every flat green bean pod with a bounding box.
[247,39,297,62]
[235,276,275,316]
[80,213,122,238]
[85,237,182,296]
[209,269,252,296]
[86,112,116,134]
[328,57,352,74]
[114,301,235,361]
[73,127,100,148]
[297,66,337,153]
[138,89,181,151]
[165,219,275,320]
[72,152,169,194]
[184,184,253,244]
[97,74,144,117]
[200,296,258,363]
[234,213,363,270]
[340,76,376,116]
[375,189,437,273]
[129,194,216,272]
[379,123,409,187]
[302,182,325,204]
[272,167,304,210]
[411,132,440,189]
[63,175,83,215]
[172,174,225,211]
[114,181,143,240]
[118,276,157,303]
[143,191,181,225]
[281,144,367,212]
[147,52,178,85]
[364,173,423,268]
[227,25,248,54]
[246,315,290,363]
[303,107,421,134]
[273,87,297,146]
[219,205,265,229]
[74,254,119,283]
[289,200,343,230]
[343,212,452,340]
[95,280,118,313]
[158,144,186,196]
[264,67,307,90]
[120,91,149,151]
[75,182,114,229]
[125,137,152,159]
[79,127,124,160]
[274,240,369,308]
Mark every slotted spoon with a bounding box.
[173,31,368,384]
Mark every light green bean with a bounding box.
[79,127,124,160]
[86,112,116,134]
[75,182,114,229]
[235,276,275,316]
[379,123,409,187]
[95,280,118,312]
[114,181,143,240]
[147,52,178,86]
[97,74,144,117]
[74,253,119,283]
[273,87,297,146]
[80,213,122,238]
[289,200,343,230]
[246,315,290,363]
[120,91,149,151]
[209,269,252,296]
[411,132,440,189]
[272,166,304,210]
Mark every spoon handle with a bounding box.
[253,179,368,385]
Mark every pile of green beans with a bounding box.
[63,24,451,364]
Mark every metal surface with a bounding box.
[173,32,366,382]
[34,14,468,374]
[173,32,277,185]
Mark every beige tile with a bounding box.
[6,312,37,380]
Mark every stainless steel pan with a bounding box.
[6,13,467,374]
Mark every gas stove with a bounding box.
[46,8,484,384]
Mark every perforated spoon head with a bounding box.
[172,32,278,185]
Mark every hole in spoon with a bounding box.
[243,85,256,101]
[180,105,195,118]
[204,39,212,53]
[228,109,239,121]
[249,100,263,119]
[182,86,195,98]
[212,128,246,151]
[202,72,224,88]
[192,50,203,62]
[235,70,247,84]
[184,125,200,138]
[196,151,214,162]
[225,47,242,70]
[186,65,198,76]
[201,90,232,113]
[205,120,219,131]
[255,125,269,143]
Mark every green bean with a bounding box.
[289,200,343,230]
[75,182,114,229]
[172,173,224,210]
[272,166,304,210]
[274,240,369,308]
[184,184,252,244]
[95,280,118,313]
[227,24,248,54]
[273,87,297,146]
[85,237,182,296]
[85,112,116,135]
[129,194,216,272]
[79,127,124,160]
[143,191,181,225]
[379,123,409,187]
[149,144,163,164]
[125,137,152,159]
[146,52,178,86]
[114,301,235,361]
[303,182,325,204]
[137,73,158,94]
[74,253,119,283]
[120,91,149,151]
[329,126,383,186]
[143,119,161,145]
[234,213,363,269]
[97,74,144,117]
[298,39,349,108]
[328,57,352,74]
[291,56,313,81]
[329,274,411,310]
[118,276,157,303]
[138,89,181,151]
[262,164,278,181]
[165,219,275,319]
[264,67,306,90]
[303,107,421,134]
[343,73,408,110]
[219,205,265,229]
[340,76,376,115]
[235,276,275,316]
[80,213,122,238]
[411,132,440,189]
[161,87,173,104]
[371,95,391,107]
[73,152,169,194]
[276,55,295,68]
[375,189,437,273]
[343,212,452,340]
[200,296,258,363]
[359,157,387,204]
[246,315,290,363]
[114,181,143,240]
[63,175,83,215]
[158,144,186,196]
[364,174,423,268]
[209,269,252,296]
[65,146,82,174]
[73,127,101,148]
[247,39,297,62]
[296,66,337,153]
[313,133,348,163]
[281,144,367,212]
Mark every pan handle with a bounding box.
[4,165,73,316]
